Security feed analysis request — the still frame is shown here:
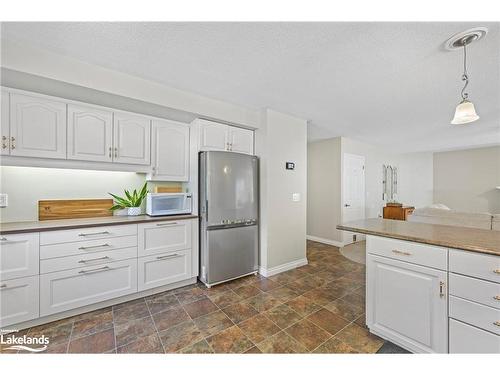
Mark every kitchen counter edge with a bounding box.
[0,215,199,235]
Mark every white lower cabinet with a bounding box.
[0,276,39,327]
[138,249,191,291]
[449,319,500,353]
[367,253,448,353]
[40,258,137,316]
[138,220,192,257]
[0,233,39,281]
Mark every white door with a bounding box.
[113,112,151,165]
[1,91,9,155]
[199,120,228,151]
[0,276,39,328]
[10,93,67,159]
[367,254,448,353]
[0,233,39,281]
[149,119,190,181]
[342,153,365,244]
[67,104,113,162]
[229,127,254,155]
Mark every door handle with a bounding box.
[78,256,110,264]
[78,266,111,274]
[156,222,178,226]
[78,243,111,250]
[78,231,110,237]
[439,281,446,298]
[344,204,351,207]
[157,254,181,260]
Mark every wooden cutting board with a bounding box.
[154,186,182,193]
[39,199,114,221]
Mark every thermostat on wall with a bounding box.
[285,162,295,170]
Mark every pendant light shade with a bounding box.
[451,99,479,124]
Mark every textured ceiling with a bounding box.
[1,22,499,152]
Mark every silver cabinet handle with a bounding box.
[114,147,118,158]
[494,321,500,327]
[439,281,446,298]
[392,249,412,256]
[1,135,7,149]
[78,266,111,274]
[156,222,177,226]
[10,136,15,150]
[78,231,110,237]
[78,256,110,264]
[78,243,110,250]
[493,296,500,301]
[157,254,180,260]
[109,147,112,158]
[0,237,7,241]
[152,166,157,175]
[0,283,7,289]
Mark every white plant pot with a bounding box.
[113,208,129,216]
[127,207,142,216]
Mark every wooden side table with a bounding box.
[383,205,415,221]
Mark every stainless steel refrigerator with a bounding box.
[199,151,259,287]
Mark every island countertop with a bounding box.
[0,214,199,235]
[337,218,500,256]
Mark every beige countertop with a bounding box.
[337,218,500,256]
[0,214,199,235]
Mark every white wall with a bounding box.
[306,136,434,245]
[257,109,307,271]
[433,146,500,213]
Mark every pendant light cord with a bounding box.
[461,43,469,101]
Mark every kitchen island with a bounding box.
[337,219,500,354]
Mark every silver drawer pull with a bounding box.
[494,269,500,275]
[156,222,178,226]
[0,284,7,289]
[439,281,446,298]
[392,249,412,256]
[157,254,181,260]
[78,243,110,250]
[0,237,7,241]
[78,256,110,264]
[78,231,110,237]
[78,266,111,274]
[494,296,500,301]
[494,321,500,327]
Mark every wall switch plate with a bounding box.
[0,193,8,208]
[292,193,300,202]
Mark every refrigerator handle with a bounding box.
[205,199,209,221]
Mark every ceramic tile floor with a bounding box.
[1,240,386,354]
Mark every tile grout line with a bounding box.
[65,321,75,354]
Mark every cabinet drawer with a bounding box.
[138,249,192,291]
[0,233,39,281]
[40,224,137,245]
[40,235,137,260]
[40,247,137,274]
[449,249,500,283]
[367,235,447,270]
[138,220,192,257]
[449,319,500,353]
[449,295,500,335]
[40,258,137,316]
[449,273,500,309]
[0,276,39,328]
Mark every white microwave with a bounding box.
[146,193,192,216]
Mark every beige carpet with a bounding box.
[340,241,366,265]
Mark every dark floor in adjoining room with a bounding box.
[2,240,404,354]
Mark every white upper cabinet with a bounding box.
[199,119,228,152]
[229,126,254,154]
[149,119,190,181]
[68,104,113,162]
[10,93,67,159]
[1,91,9,155]
[198,119,254,155]
[113,112,151,165]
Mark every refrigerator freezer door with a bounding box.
[205,152,258,226]
[205,225,258,285]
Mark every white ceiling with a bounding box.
[1,22,499,152]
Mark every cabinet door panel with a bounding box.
[229,127,254,155]
[0,233,39,281]
[113,113,151,165]
[367,254,448,353]
[68,104,113,162]
[449,319,500,353]
[1,91,9,155]
[199,120,228,151]
[138,249,191,291]
[138,220,192,257]
[10,93,67,159]
[149,120,189,181]
[0,276,39,328]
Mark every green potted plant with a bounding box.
[109,182,148,216]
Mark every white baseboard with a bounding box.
[307,235,345,248]
[259,258,308,278]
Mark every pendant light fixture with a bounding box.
[444,27,488,125]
